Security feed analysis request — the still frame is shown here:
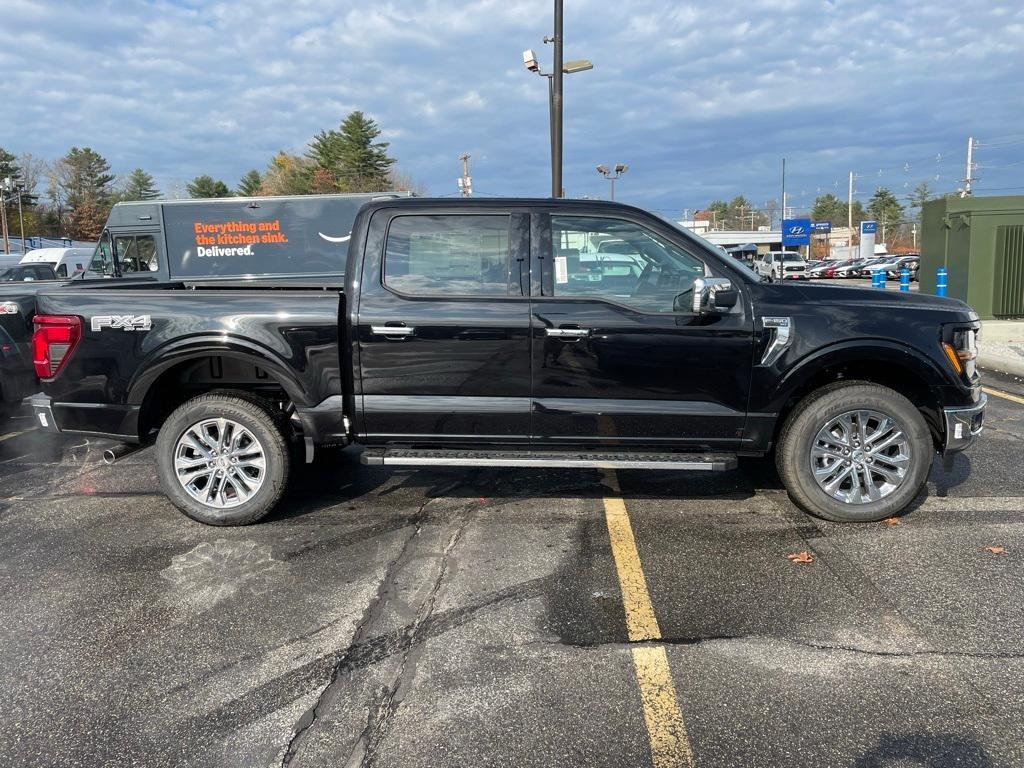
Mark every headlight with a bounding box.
[942,327,978,379]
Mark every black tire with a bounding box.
[155,391,290,526]
[776,381,932,522]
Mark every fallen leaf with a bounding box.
[787,551,815,565]
[882,517,900,526]
[984,546,1008,555]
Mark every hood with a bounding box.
[794,282,977,318]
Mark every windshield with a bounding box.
[782,253,803,262]
[88,230,116,277]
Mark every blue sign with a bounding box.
[861,220,877,235]
[811,221,832,233]
[782,218,811,246]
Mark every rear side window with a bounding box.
[56,264,68,278]
[384,215,511,296]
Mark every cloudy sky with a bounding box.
[2,0,1022,218]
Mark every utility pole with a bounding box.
[781,157,787,230]
[0,181,10,255]
[458,154,473,197]
[16,185,25,254]
[960,136,976,197]
[551,0,564,197]
[847,173,856,233]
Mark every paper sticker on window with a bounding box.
[554,256,568,284]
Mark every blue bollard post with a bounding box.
[872,268,883,288]
[900,267,910,291]
[936,267,948,297]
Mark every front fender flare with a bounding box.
[767,339,949,412]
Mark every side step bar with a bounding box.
[361,449,737,471]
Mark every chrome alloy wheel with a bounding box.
[809,409,911,505]
[174,418,267,509]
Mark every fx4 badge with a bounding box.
[91,315,152,332]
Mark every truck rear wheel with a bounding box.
[155,392,290,526]
[776,382,932,522]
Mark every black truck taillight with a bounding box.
[33,315,81,379]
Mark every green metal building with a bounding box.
[921,195,1024,319]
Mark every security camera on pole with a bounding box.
[521,0,593,198]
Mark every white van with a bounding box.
[19,247,94,279]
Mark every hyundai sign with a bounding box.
[861,220,878,235]
[782,218,811,246]
[811,221,832,233]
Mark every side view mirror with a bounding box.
[690,277,737,314]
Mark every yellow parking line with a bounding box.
[983,386,1024,406]
[603,470,695,768]
[0,428,33,444]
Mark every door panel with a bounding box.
[531,213,754,449]
[356,211,532,444]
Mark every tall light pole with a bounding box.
[16,184,25,254]
[596,164,628,201]
[522,3,592,198]
[0,177,11,255]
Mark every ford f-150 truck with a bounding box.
[26,198,985,526]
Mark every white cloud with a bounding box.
[0,0,1020,208]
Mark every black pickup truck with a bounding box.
[26,198,985,525]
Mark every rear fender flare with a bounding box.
[126,335,311,408]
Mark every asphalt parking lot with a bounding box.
[1,371,1022,768]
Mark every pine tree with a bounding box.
[909,182,933,224]
[186,175,232,198]
[866,187,904,229]
[53,147,115,239]
[60,147,115,209]
[236,170,263,197]
[119,168,160,201]
[0,146,20,186]
[307,111,396,192]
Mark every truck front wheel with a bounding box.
[776,382,932,522]
[155,392,290,526]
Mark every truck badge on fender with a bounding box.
[91,315,152,332]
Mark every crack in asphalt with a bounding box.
[279,486,473,768]
[357,515,469,768]
[278,498,433,767]
[525,633,1024,660]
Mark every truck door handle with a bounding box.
[546,327,591,340]
[371,324,415,338]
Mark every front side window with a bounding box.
[384,215,511,297]
[120,235,158,273]
[56,263,68,278]
[550,216,708,313]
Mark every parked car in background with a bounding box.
[756,251,807,280]
[806,260,839,278]
[1,263,58,282]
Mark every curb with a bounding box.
[979,352,1024,379]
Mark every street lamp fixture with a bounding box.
[596,163,628,201]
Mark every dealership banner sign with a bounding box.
[782,218,811,246]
